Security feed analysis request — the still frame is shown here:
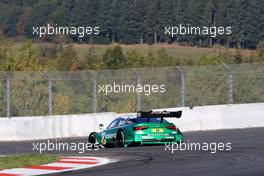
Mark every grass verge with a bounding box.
[0,154,58,170]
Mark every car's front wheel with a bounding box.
[115,130,125,147]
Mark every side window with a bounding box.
[107,119,120,129]
[118,119,125,126]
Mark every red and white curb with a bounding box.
[0,156,112,176]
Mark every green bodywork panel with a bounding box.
[95,122,183,147]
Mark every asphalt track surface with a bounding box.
[1,128,264,176]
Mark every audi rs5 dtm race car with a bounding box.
[88,111,183,147]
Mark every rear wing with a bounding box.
[137,110,182,122]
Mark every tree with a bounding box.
[95,0,113,44]
[102,45,126,69]
[187,0,204,46]
[242,0,261,49]
[116,0,130,43]
[125,50,145,68]
[14,41,43,71]
[56,45,78,71]
[159,0,177,43]
[127,0,145,44]
[2,6,23,37]
[144,0,159,44]
[0,0,263,49]
[257,41,264,58]
[202,0,217,47]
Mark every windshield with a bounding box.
[130,117,168,123]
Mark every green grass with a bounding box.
[9,42,256,62]
[6,42,258,67]
[71,44,257,64]
[72,44,218,60]
[0,154,58,170]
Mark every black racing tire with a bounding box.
[115,130,125,148]
[88,132,97,144]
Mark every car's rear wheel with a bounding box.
[88,132,97,144]
[115,130,125,148]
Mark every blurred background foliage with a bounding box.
[0,41,263,116]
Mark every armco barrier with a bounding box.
[0,112,117,141]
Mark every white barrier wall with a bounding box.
[0,113,117,141]
[157,103,264,132]
[221,103,264,129]
[0,103,264,141]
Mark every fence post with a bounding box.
[224,64,234,104]
[134,70,141,111]
[48,77,53,116]
[176,66,185,107]
[136,75,141,112]
[92,71,97,113]
[6,73,11,118]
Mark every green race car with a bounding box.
[88,111,183,147]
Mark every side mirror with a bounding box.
[99,124,105,130]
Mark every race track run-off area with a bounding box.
[1,128,264,176]
[0,157,111,176]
